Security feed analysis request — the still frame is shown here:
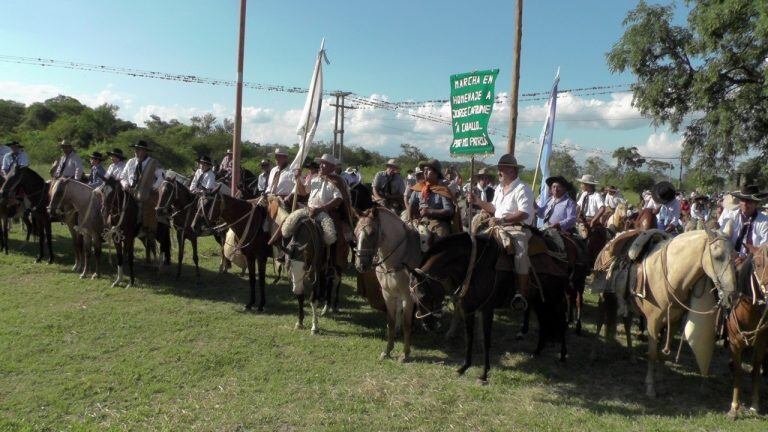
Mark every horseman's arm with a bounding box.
[425,196,454,218]
[295,172,308,196]
[559,201,578,231]
[313,197,342,214]
[591,206,606,227]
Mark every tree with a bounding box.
[645,159,674,178]
[607,0,768,173]
[191,113,217,136]
[612,146,645,172]
[44,95,86,117]
[0,99,26,135]
[583,156,610,180]
[22,102,58,130]
[623,171,656,194]
[398,143,427,164]
[547,149,580,181]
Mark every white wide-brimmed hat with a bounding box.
[274,148,288,157]
[385,158,399,168]
[576,174,598,185]
[314,153,339,166]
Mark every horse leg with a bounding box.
[112,242,124,288]
[176,230,184,278]
[35,219,45,263]
[457,310,474,376]
[92,239,102,279]
[479,306,494,383]
[748,338,766,414]
[533,298,547,356]
[127,236,135,287]
[295,293,305,329]
[381,294,397,360]
[446,300,462,340]
[80,236,91,279]
[728,344,743,418]
[575,287,584,335]
[624,314,634,362]
[332,267,341,314]
[257,253,267,311]
[192,236,200,278]
[516,306,530,340]
[401,296,414,363]
[246,258,257,311]
[645,315,661,398]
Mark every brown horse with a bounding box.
[727,245,768,417]
[193,188,270,311]
[0,166,54,263]
[624,207,657,231]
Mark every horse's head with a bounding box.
[191,185,223,235]
[746,245,768,298]
[0,165,26,199]
[354,207,379,273]
[47,178,69,217]
[155,178,179,218]
[702,227,739,308]
[408,266,446,329]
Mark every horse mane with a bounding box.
[420,232,472,266]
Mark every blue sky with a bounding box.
[0,0,688,169]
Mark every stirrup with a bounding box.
[511,293,528,311]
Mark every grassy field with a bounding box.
[0,223,765,431]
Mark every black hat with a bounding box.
[303,160,319,169]
[731,184,768,202]
[106,148,125,159]
[652,181,676,204]
[6,141,22,149]
[418,159,443,179]
[260,159,272,167]
[196,155,213,166]
[545,175,573,190]
[131,140,151,151]
[90,151,105,161]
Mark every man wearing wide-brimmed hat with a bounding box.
[190,155,217,194]
[87,152,106,188]
[342,166,362,188]
[536,175,578,232]
[471,153,534,297]
[120,140,162,196]
[472,168,496,207]
[295,153,355,269]
[53,140,84,180]
[218,148,234,180]
[266,148,295,203]
[408,158,455,239]
[575,174,606,228]
[650,181,681,233]
[255,159,272,195]
[718,183,768,261]
[690,193,711,224]
[1,141,29,177]
[373,158,406,213]
[102,148,127,182]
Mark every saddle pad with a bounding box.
[528,233,549,257]
[593,229,641,272]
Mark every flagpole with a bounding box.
[231,0,247,196]
[507,0,523,155]
[531,136,546,197]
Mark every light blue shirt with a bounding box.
[2,151,29,175]
[537,195,578,231]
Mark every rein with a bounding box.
[356,214,409,273]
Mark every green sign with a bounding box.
[449,69,499,156]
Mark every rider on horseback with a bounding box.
[120,140,163,225]
[648,181,681,234]
[265,148,295,207]
[407,159,455,239]
[189,156,217,195]
[1,141,28,178]
[719,183,768,267]
[470,153,534,297]
[575,174,606,230]
[53,140,84,181]
[536,176,578,233]
[372,159,406,214]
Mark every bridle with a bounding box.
[355,214,408,273]
[409,268,447,319]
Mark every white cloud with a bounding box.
[637,131,683,158]
[0,81,63,104]
[517,92,649,130]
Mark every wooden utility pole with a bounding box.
[507,0,523,155]
[678,155,684,190]
[329,91,355,165]
[231,0,247,195]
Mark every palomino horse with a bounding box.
[193,188,270,311]
[100,178,170,287]
[409,232,569,383]
[355,206,422,361]
[156,177,229,277]
[726,245,768,417]
[634,228,737,397]
[48,178,103,279]
[0,166,54,263]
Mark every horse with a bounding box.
[633,228,737,397]
[726,244,768,417]
[409,231,568,383]
[193,187,270,311]
[355,206,422,361]
[47,178,103,279]
[624,207,657,231]
[100,177,170,287]
[156,177,229,277]
[349,182,375,214]
[0,166,54,263]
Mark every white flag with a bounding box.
[537,69,560,207]
[290,39,328,172]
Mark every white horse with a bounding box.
[355,207,422,361]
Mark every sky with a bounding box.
[0,0,689,170]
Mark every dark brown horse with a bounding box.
[624,207,657,231]
[409,232,568,383]
[156,177,227,277]
[0,166,54,263]
[727,246,768,417]
[193,188,270,311]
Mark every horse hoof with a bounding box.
[111,282,119,288]
[398,355,410,364]
[379,352,391,361]
[295,322,305,330]
[645,388,656,398]
[559,355,567,363]
[456,366,469,376]
[726,409,739,420]
[320,306,330,316]
[476,377,489,386]
[244,304,254,312]
[79,274,86,280]
[748,407,759,416]
[35,258,42,264]
[311,328,319,335]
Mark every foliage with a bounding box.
[0,99,25,135]
[622,170,656,194]
[612,146,645,172]
[607,0,768,174]
[547,149,580,182]
[398,143,428,165]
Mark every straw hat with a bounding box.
[576,174,598,185]
[314,153,339,166]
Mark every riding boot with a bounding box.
[511,273,530,311]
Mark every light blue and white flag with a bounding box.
[536,69,560,208]
[290,38,329,172]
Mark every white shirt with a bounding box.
[656,198,681,229]
[266,165,295,196]
[0,146,10,159]
[189,168,216,193]
[690,203,709,221]
[604,193,623,209]
[491,178,534,225]
[308,176,342,209]
[2,151,29,175]
[577,191,605,218]
[719,208,768,255]
[55,152,84,179]
[105,160,126,181]
[257,172,269,193]
[120,156,162,190]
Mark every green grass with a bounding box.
[0,224,764,431]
